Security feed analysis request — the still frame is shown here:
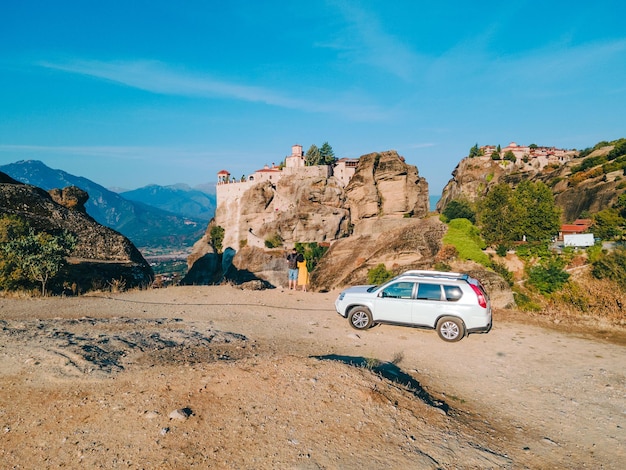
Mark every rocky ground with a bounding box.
[0,286,624,469]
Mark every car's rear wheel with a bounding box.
[348,306,373,330]
[436,316,465,342]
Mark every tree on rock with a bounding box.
[305,145,321,166]
[305,142,336,166]
[319,142,336,165]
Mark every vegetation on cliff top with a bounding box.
[439,138,626,322]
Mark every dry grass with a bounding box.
[541,271,626,326]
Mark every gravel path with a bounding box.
[1,285,624,468]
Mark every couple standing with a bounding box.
[286,248,309,291]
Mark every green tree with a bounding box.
[1,225,76,296]
[468,143,482,158]
[503,150,516,163]
[0,215,31,290]
[477,184,517,245]
[513,181,561,242]
[306,142,336,166]
[305,145,322,166]
[478,182,560,245]
[319,142,336,165]
[441,199,475,224]
[210,225,225,253]
[592,209,625,240]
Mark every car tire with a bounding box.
[436,316,465,342]
[348,306,373,330]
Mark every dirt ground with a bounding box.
[0,285,624,469]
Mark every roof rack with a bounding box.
[396,270,465,280]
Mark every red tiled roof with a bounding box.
[560,224,588,233]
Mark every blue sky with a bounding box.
[1,1,625,195]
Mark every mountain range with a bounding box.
[0,160,216,252]
[120,184,215,222]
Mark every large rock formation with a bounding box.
[0,173,153,292]
[312,217,447,291]
[437,144,622,222]
[184,151,432,288]
[215,173,351,251]
[345,150,429,221]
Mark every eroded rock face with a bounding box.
[0,173,153,291]
[215,174,351,251]
[345,151,429,221]
[312,217,447,291]
[48,186,89,213]
[437,146,620,222]
[187,150,432,289]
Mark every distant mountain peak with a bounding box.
[0,160,211,251]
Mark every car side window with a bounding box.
[443,285,463,301]
[417,283,442,301]
[381,282,414,299]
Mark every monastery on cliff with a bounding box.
[216,144,359,204]
[480,142,574,166]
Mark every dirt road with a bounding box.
[1,285,624,468]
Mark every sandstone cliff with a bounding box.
[0,173,153,292]
[184,151,432,288]
[312,217,446,290]
[437,144,621,222]
[345,150,429,221]
[215,174,351,251]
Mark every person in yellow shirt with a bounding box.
[297,255,309,292]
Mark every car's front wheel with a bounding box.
[348,306,373,330]
[436,316,465,342]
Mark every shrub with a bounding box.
[433,262,452,272]
[209,225,225,253]
[490,261,514,286]
[513,290,542,312]
[441,199,475,224]
[264,234,283,248]
[495,244,508,257]
[591,246,626,290]
[294,242,328,272]
[367,264,393,285]
[526,257,570,294]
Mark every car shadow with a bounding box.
[313,354,449,414]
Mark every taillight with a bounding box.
[469,283,487,308]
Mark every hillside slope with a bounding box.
[437,139,626,221]
[0,160,206,250]
[0,172,153,291]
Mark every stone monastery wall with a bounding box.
[216,144,357,210]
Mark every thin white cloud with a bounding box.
[37,59,386,120]
[0,144,224,162]
[324,0,420,81]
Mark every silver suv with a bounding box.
[335,270,492,342]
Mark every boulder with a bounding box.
[0,173,153,292]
